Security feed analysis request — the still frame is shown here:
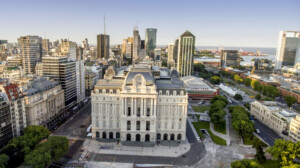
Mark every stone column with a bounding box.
[153,99,156,116]
[124,97,127,115]
[134,98,137,116]
[150,98,153,117]
[144,98,147,116]
[131,97,134,116]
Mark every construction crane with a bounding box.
[251,65,255,75]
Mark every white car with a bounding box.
[256,129,260,134]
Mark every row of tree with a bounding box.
[251,80,280,99]
[228,106,254,139]
[209,96,229,129]
[0,126,69,168]
[194,63,214,79]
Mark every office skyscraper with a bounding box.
[42,39,50,56]
[97,34,110,59]
[18,35,42,74]
[145,28,157,59]
[133,29,141,60]
[60,39,77,61]
[167,43,174,66]
[275,31,300,70]
[220,50,241,68]
[177,30,195,77]
[42,57,77,109]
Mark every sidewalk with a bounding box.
[81,138,191,158]
[210,122,230,146]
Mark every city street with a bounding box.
[253,119,282,146]
[53,102,91,138]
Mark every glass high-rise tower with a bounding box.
[275,31,300,70]
[177,30,195,77]
[145,28,157,59]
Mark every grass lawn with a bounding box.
[252,159,280,168]
[193,121,227,146]
[243,135,259,145]
[213,123,226,134]
[192,105,210,113]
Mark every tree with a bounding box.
[234,94,243,100]
[47,136,69,161]
[251,80,261,91]
[253,139,267,163]
[244,78,252,87]
[234,75,243,83]
[24,136,69,168]
[194,63,205,72]
[231,159,260,168]
[0,154,9,168]
[230,106,254,137]
[0,125,50,168]
[255,94,261,100]
[161,61,167,67]
[244,103,250,110]
[267,139,300,167]
[284,96,297,107]
[210,76,222,84]
[210,95,228,105]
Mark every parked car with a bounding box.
[256,129,260,134]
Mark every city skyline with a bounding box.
[1,0,299,48]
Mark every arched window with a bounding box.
[177,134,182,141]
[166,90,169,96]
[173,90,177,96]
[159,90,162,95]
[180,91,184,96]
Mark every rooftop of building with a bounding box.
[95,65,185,91]
[23,77,59,96]
[181,76,215,91]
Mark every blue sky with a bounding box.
[1,0,299,47]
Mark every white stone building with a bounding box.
[91,66,188,142]
[289,115,300,142]
[23,77,65,126]
[251,101,297,134]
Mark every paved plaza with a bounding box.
[81,138,190,157]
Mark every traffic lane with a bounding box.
[54,102,91,136]
[254,119,282,146]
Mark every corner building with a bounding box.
[91,66,188,142]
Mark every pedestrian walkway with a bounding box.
[81,138,191,158]
[210,121,230,146]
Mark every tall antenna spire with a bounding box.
[104,14,106,35]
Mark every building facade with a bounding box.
[42,39,50,56]
[251,101,296,134]
[133,29,141,60]
[145,28,157,59]
[97,34,110,59]
[0,84,26,137]
[18,35,42,74]
[167,43,174,67]
[289,115,300,142]
[23,77,65,126]
[0,96,13,147]
[220,50,241,68]
[42,57,77,109]
[91,66,188,142]
[177,30,195,77]
[275,31,300,70]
